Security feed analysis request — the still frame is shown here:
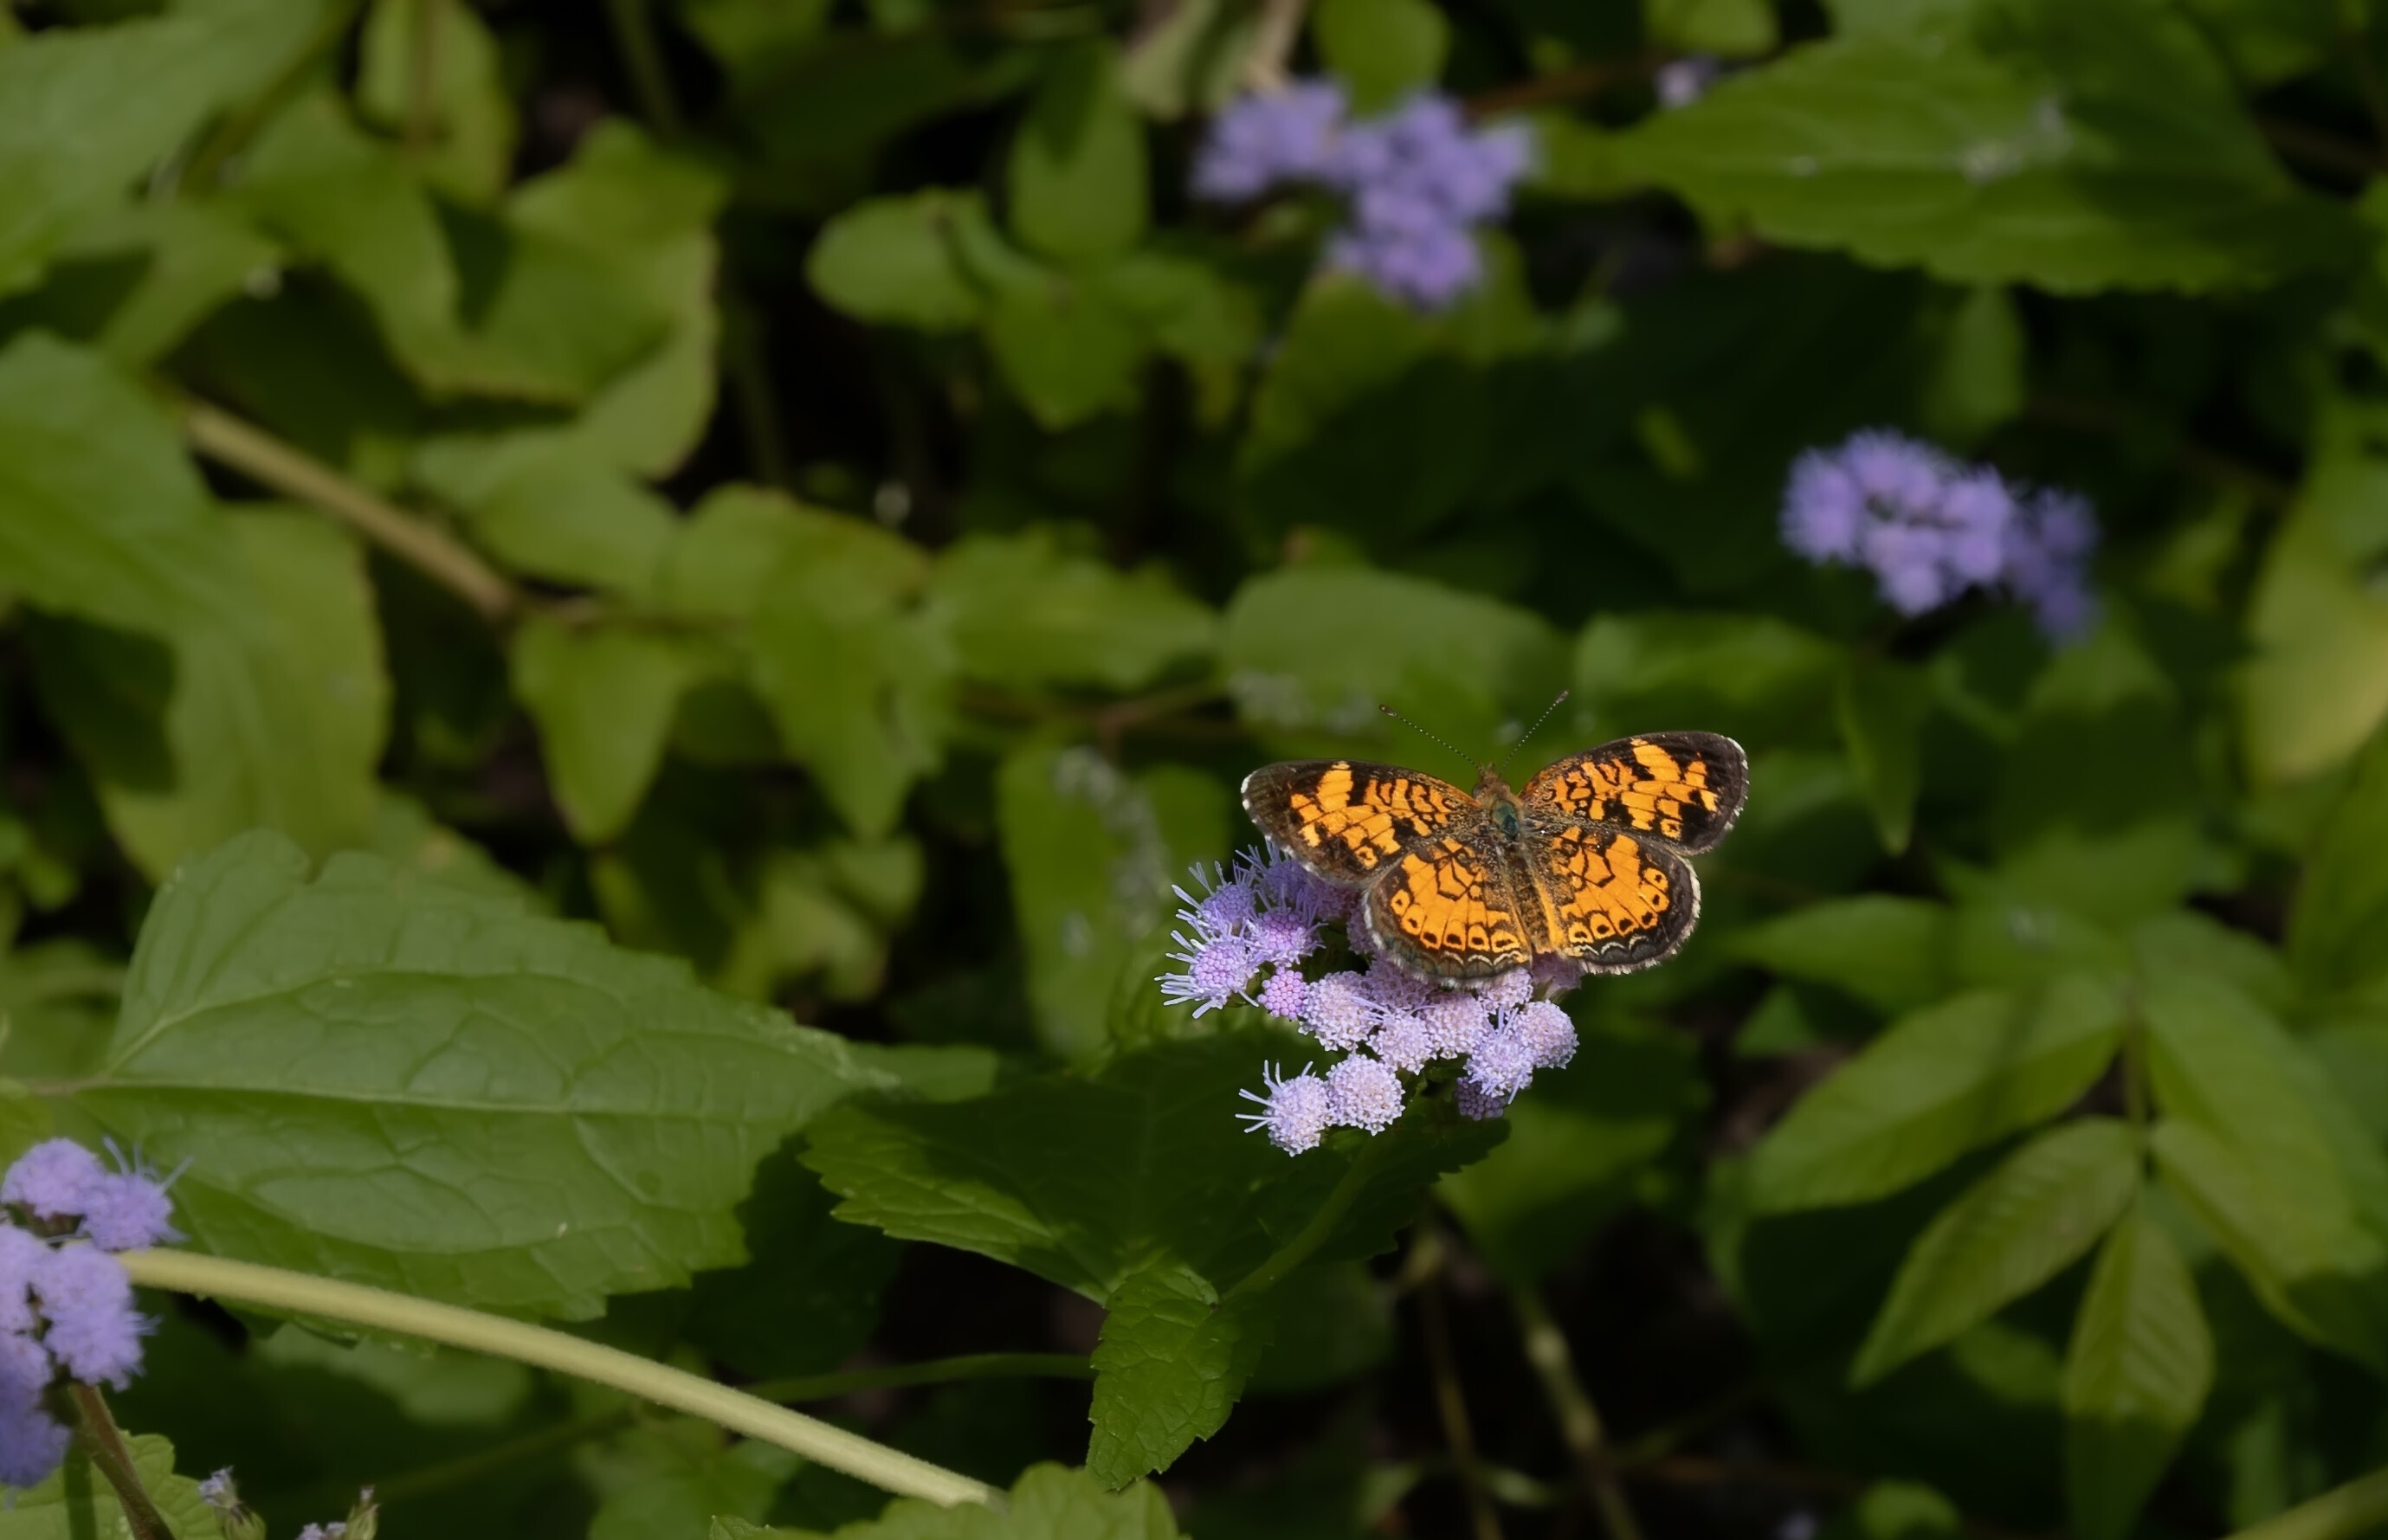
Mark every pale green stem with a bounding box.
[65,1384,174,1540]
[1506,1280,1645,1540]
[2225,1468,2388,1540]
[119,1249,999,1509]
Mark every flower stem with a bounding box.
[603,0,685,137]
[119,1248,998,1509]
[63,1383,175,1540]
[1223,1132,1389,1301]
[177,398,520,623]
[1506,1279,1645,1540]
[2224,1467,2388,1540]
[1413,1229,1502,1540]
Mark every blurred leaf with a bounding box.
[1439,1011,1702,1279]
[1224,564,1567,761]
[1645,0,1778,56]
[2063,1204,2214,1540]
[1573,611,1840,748]
[1313,0,1449,111]
[357,0,518,203]
[806,190,995,332]
[982,275,1147,428]
[1854,1117,2140,1384]
[995,744,1227,1060]
[1243,1261,1392,1391]
[511,616,713,844]
[416,435,680,596]
[1086,1262,1272,1487]
[32,508,390,880]
[65,829,895,1319]
[1750,976,2126,1211]
[1836,657,1932,854]
[723,1464,1182,1538]
[1733,896,1955,1016]
[2286,722,2388,1001]
[593,1436,799,1540]
[2,1431,215,1538]
[1919,284,2024,447]
[1617,0,2357,293]
[1120,0,1255,119]
[712,836,925,1004]
[12,200,280,369]
[929,528,1217,693]
[0,0,321,294]
[2144,975,2388,1372]
[1009,43,1148,265]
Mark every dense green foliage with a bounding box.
[5,0,2388,1536]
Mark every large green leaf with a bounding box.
[2285,723,2388,1000]
[1731,896,1957,1017]
[356,0,518,204]
[511,616,713,845]
[1312,0,1449,110]
[1748,976,2125,1211]
[1085,1263,1273,1489]
[1572,611,1841,749]
[1853,1117,2140,1384]
[927,529,1217,693]
[49,830,892,1319]
[805,190,998,332]
[1007,43,1148,264]
[1,1431,215,1538]
[716,1464,1181,1539]
[2062,1205,2213,1540]
[1615,0,2356,293]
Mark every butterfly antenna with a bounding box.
[1378,705,1482,771]
[1496,690,1572,774]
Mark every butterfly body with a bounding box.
[1242,732,1748,980]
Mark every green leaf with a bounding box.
[1572,611,1840,748]
[1,1431,216,1538]
[31,508,390,880]
[995,744,1229,1059]
[1120,0,1257,119]
[2286,723,2388,1000]
[0,331,248,635]
[511,616,713,844]
[1918,284,2024,447]
[28,200,280,369]
[982,274,1147,427]
[1854,1117,2140,1385]
[2062,1205,2214,1540]
[1086,1263,1273,1488]
[929,528,1217,693]
[357,0,519,203]
[1749,976,2126,1212]
[1439,1011,1703,1280]
[0,0,320,295]
[1008,43,1149,264]
[1836,657,1931,854]
[2143,975,2388,1371]
[1223,564,1567,762]
[413,435,681,595]
[63,829,894,1319]
[1312,0,1450,111]
[593,1437,800,1540]
[739,502,952,838]
[1645,0,1778,56]
[724,1464,1182,1539]
[1731,896,1955,1016]
[1615,2,2358,293]
[806,190,997,332]
[684,1143,904,1381]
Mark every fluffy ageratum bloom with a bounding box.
[1191,80,1348,201]
[2,1139,103,1223]
[80,1144,184,1253]
[34,1243,146,1389]
[1299,970,1381,1051]
[1508,1001,1579,1070]
[1326,1055,1404,1133]
[1237,1063,1334,1154]
[1462,1022,1539,1101]
[1158,931,1258,1015]
[1370,1015,1436,1073]
[0,1223,42,1335]
[1781,429,2097,642]
[1455,1079,1513,1122]
[1419,992,1493,1058]
[0,1328,64,1490]
[1256,967,1307,1020]
[1248,907,1318,967]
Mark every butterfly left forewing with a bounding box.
[1242,759,1479,883]
[1521,731,1748,854]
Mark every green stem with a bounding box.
[1223,1134,1388,1301]
[603,0,685,137]
[1506,1280,1645,1540]
[63,1383,175,1540]
[177,397,520,624]
[751,1353,1094,1402]
[119,1248,998,1509]
[2225,1467,2388,1540]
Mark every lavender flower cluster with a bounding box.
[1193,82,1533,310]
[1781,429,2098,641]
[0,1138,180,1489]
[1159,847,1584,1153]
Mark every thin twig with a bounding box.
[1242,0,1307,91]
[64,1384,175,1540]
[1507,1281,1645,1540]
[1413,1230,1504,1540]
[603,0,685,136]
[177,398,520,623]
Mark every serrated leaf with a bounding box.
[2143,975,2388,1371]
[2063,1205,2213,1540]
[1616,2,2357,293]
[511,616,713,844]
[1836,657,1931,854]
[1313,0,1449,111]
[1008,43,1148,264]
[52,829,893,1319]
[928,529,1217,693]
[726,1464,1181,1539]
[1086,1263,1273,1487]
[30,507,390,880]
[1731,896,1955,1016]
[1854,1117,2140,1384]
[1,1431,216,1538]
[1749,976,2126,1212]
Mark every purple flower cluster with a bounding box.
[1193,82,1533,310]
[0,1138,181,1489]
[1159,847,1584,1154]
[1781,429,2097,641]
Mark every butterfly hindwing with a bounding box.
[1520,817,1702,974]
[1242,760,1479,883]
[1520,731,1748,854]
[1359,824,1536,978]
